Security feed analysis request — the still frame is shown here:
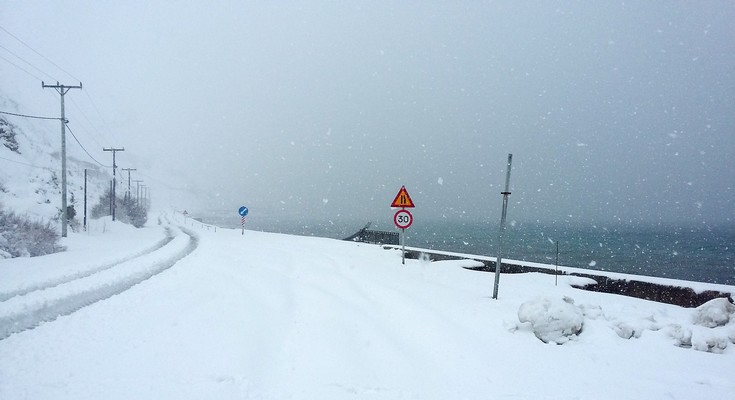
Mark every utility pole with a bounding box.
[492,153,513,300]
[133,180,143,207]
[141,185,149,209]
[140,185,147,208]
[103,147,125,220]
[122,168,136,201]
[109,180,114,216]
[42,81,82,237]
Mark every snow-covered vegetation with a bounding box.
[0,90,134,257]
[0,203,62,258]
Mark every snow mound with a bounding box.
[684,298,735,354]
[692,298,735,328]
[517,296,584,344]
[667,324,693,348]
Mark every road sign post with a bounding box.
[391,186,415,265]
[394,209,413,264]
[238,206,249,235]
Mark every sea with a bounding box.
[200,213,734,286]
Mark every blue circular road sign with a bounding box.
[238,206,249,216]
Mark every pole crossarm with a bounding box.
[42,81,83,93]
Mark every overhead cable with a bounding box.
[0,109,60,120]
[64,122,111,168]
[0,24,80,82]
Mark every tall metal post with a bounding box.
[103,147,125,220]
[492,153,513,300]
[401,228,406,265]
[42,81,82,237]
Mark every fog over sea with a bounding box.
[200,212,734,286]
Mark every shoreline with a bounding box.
[386,244,735,308]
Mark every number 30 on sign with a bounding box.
[394,209,413,229]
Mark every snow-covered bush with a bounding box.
[90,189,148,228]
[518,296,584,344]
[0,203,64,258]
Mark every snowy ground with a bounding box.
[1,213,734,399]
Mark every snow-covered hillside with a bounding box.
[0,89,111,223]
[0,213,733,399]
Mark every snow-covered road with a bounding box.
[1,214,734,399]
[0,221,198,340]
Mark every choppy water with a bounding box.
[411,220,735,286]
[201,213,734,286]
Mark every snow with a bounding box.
[517,296,584,344]
[693,298,735,328]
[1,213,734,399]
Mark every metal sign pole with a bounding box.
[401,227,406,265]
[238,206,248,236]
[492,153,513,300]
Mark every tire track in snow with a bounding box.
[0,226,199,341]
[0,228,175,302]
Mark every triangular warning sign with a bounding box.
[391,186,415,208]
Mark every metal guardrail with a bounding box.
[344,223,399,245]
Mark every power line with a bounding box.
[0,109,61,120]
[0,155,53,171]
[0,25,80,82]
[0,53,43,81]
[0,26,121,152]
[64,122,111,168]
[66,96,110,149]
[0,43,57,81]
[83,90,122,145]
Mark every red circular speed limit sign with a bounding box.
[394,209,413,229]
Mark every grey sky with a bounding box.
[2,1,734,227]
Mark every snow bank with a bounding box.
[685,298,735,354]
[517,296,584,344]
[693,297,735,328]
